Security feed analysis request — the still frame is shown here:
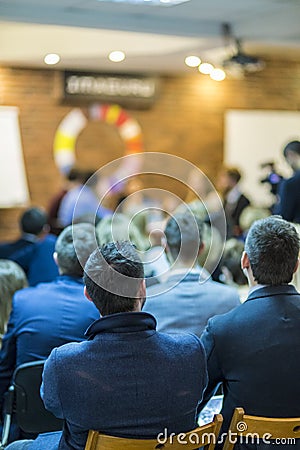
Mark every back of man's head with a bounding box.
[84,241,145,316]
[283,140,300,158]
[20,207,48,235]
[226,167,241,185]
[245,216,300,285]
[55,223,97,278]
[164,212,203,265]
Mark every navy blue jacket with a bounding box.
[32,312,207,450]
[145,271,240,337]
[276,170,300,223]
[11,234,59,286]
[0,235,36,259]
[0,275,99,414]
[199,285,300,431]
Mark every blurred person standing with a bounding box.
[217,167,250,238]
[276,140,300,223]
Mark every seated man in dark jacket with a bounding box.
[198,216,300,448]
[0,223,99,423]
[0,207,48,259]
[7,241,208,450]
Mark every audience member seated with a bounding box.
[11,233,58,287]
[293,223,300,291]
[0,207,59,286]
[95,213,157,282]
[198,216,300,440]
[145,213,240,337]
[6,241,208,450]
[58,170,111,227]
[175,201,224,275]
[219,238,248,302]
[95,213,147,251]
[0,208,47,259]
[239,206,270,240]
[0,260,27,345]
[0,223,100,430]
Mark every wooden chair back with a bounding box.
[85,414,223,450]
[223,407,300,450]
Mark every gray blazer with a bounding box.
[145,271,240,337]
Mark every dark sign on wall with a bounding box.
[62,71,159,109]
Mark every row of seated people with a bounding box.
[0,213,299,449]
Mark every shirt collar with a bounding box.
[21,233,38,243]
[226,185,241,204]
[57,274,84,285]
[248,284,267,295]
[166,266,211,283]
[85,312,157,339]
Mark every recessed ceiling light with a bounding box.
[108,51,126,62]
[210,68,226,81]
[44,53,60,65]
[185,56,201,68]
[198,62,214,75]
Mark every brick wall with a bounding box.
[0,58,299,240]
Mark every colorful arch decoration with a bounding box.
[53,104,144,174]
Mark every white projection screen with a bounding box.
[224,110,300,207]
[0,106,30,207]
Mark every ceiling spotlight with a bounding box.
[108,51,126,62]
[44,53,60,65]
[210,68,226,81]
[185,56,201,68]
[198,62,214,75]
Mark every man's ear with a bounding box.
[53,252,58,267]
[164,243,174,265]
[84,286,93,302]
[241,251,250,270]
[198,242,205,256]
[137,279,146,300]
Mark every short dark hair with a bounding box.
[283,140,300,157]
[20,207,47,235]
[226,167,241,184]
[164,213,203,263]
[55,223,97,277]
[245,216,300,285]
[84,241,144,316]
[66,167,82,182]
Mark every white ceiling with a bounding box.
[0,0,299,73]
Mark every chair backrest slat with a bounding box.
[85,414,223,450]
[223,408,300,450]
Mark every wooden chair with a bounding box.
[223,407,300,450]
[84,414,223,450]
